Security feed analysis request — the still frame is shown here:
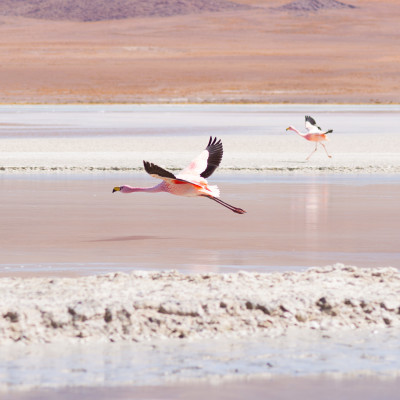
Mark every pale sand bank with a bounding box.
[2,133,400,174]
[1,264,399,344]
[1,105,399,174]
[2,151,400,174]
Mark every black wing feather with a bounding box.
[305,115,317,126]
[143,160,176,180]
[306,115,323,130]
[200,136,223,179]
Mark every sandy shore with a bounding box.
[2,149,400,174]
[1,264,399,344]
[1,105,400,174]
[2,133,400,174]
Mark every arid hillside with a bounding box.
[0,0,399,103]
[0,0,251,21]
[272,0,356,12]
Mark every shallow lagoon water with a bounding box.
[1,329,400,390]
[1,103,400,138]
[1,173,399,276]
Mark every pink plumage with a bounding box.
[286,115,333,160]
[113,137,246,214]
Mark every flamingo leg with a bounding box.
[205,196,246,214]
[320,143,332,158]
[306,143,318,161]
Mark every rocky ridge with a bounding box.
[0,0,251,22]
[272,0,356,13]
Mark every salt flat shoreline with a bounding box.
[2,148,400,175]
[1,104,399,175]
[1,264,399,344]
[2,164,400,174]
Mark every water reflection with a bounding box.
[1,174,399,275]
[304,182,330,233]
[288,181,331,260]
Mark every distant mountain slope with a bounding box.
[273,0,356,12]
[0,0,252,22]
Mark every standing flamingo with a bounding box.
[286,115,333,160]
[112,137,246,214]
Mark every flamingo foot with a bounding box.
[206,196,246,214]
[232,207,247,214]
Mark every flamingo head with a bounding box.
[113,185,136,193]
[286,126,295,133]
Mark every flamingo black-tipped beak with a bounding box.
[112,187,121,193]
[286,127,290,131]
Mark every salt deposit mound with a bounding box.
[1,264,399,344]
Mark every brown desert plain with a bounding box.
[0,0,399,104]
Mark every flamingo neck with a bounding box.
[290,127,306,137]
[121,184,164,193]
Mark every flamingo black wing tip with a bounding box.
[143,160,153,173]
[143,160,176,179]
[207,136,223,149]
[305,115,317,125]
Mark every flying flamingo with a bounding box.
[286,115,333,160]
[112,137,246,214]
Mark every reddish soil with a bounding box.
[0,0,399,104]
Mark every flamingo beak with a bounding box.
[286,127,290,131]
[112,187,121,193]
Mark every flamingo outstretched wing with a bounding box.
[305,115,322,133]
[118,137,246,214]
[143,161,177,180]
[143,161,204,188]
[305,116,333,134]
[178,136,223,180]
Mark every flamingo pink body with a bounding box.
[113,137,246,214]
[119,180,218,197]
[287,126,328,143]
[286,116,333,160]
